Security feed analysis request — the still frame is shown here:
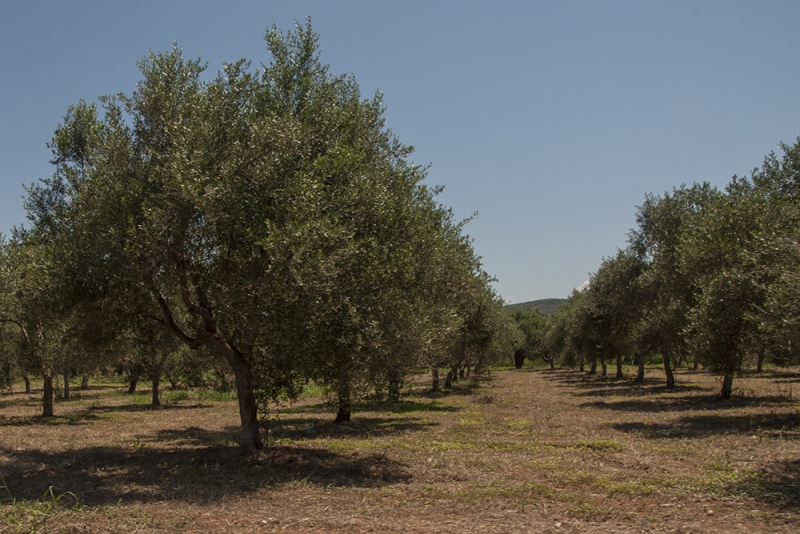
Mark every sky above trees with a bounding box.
[2,0,799,303]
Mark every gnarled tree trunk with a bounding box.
[23,374,31,394]
[81,375,89,389]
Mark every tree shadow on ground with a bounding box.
[611,412,800,439]
[0,393,42,410]
[263,414,439,442]
[0,429,412,506]
[538,370,795,411]
[579,392,793,413]
[0,403,210,426]
[729,458,800,510]
[280,398,460,417]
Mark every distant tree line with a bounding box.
[0,21,517,455]
[510,139,800,398]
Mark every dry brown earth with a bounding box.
[1,366,798,533]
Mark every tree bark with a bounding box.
[756,351,765,373]
[635,352,645,383]
[601,357,607,377]
[549,358,555,370]
[63,367,70,400]
[81,375,89,389]
[431,366,440,392]
[387,370,401,403]
[334,381,351,423]
[445,363,459,388]
[42,373,54,417]
[155,276,265,454]
[127,372,139,394]
[513,348,525,369]
[151,368,162,407]
[151,350,171,408]
[663,352,675,388]
[721,373,733,399]
[23,374,31,394]
[228,355,263,451]
[589,359,597,374]
[615,353,623,379]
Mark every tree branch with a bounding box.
[0,317,29,342]
[152,291,209,350]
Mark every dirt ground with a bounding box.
[1,366,798,533]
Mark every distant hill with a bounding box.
[504,298,567,316]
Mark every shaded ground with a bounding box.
[0,366,798,533]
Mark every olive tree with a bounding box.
[25,21,487,453]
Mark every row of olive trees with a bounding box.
[0,21,513,454]
[514,139,800,398]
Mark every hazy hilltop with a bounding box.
[504,298,567,315]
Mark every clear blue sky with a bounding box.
[2,1,799,303]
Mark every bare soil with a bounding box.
[1,366,798,533]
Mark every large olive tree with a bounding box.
[25,21,486,454]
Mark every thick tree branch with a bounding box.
[0,317,29,342]
[152,290,210,350]
[173,255,215,324]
